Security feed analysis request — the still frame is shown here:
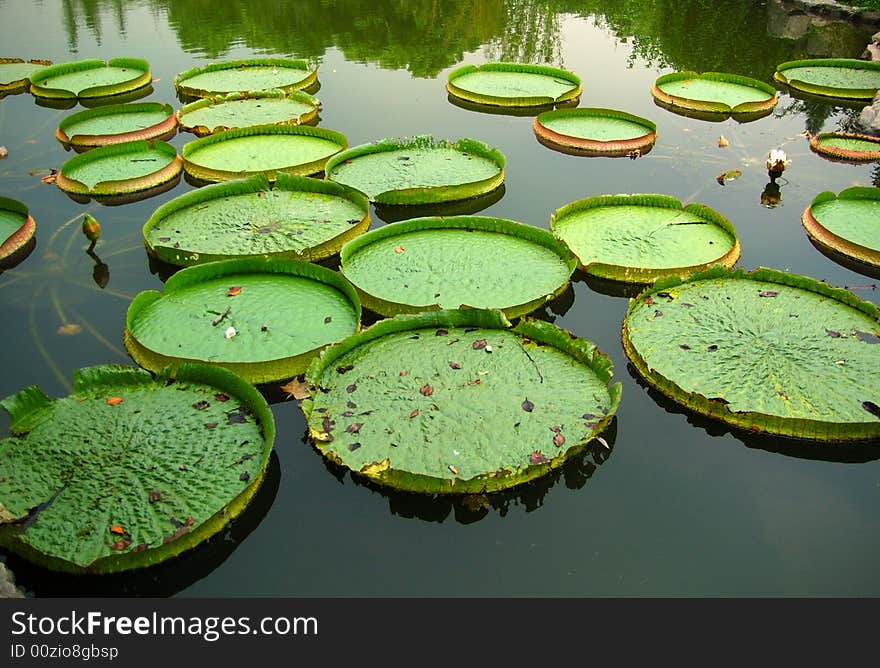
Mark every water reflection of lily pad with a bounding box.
[533,108,656,157]
[447,62,581,108]
[56,103,178,152]
[177,90,320,136]
[774,58,880,101]
[0,363,275,573]
[174,58,318,99]
[802,187,880,270]
[29,58,152,102]
[373,183,505,223]
[809,132,880,163]
[0,197,36,267]
[623,266,880,441]
[125,257,361,384]
[302,310,621,494]
[0,58,52,96]
[652,71,777,120]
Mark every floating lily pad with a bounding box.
[622,266,880,441]
[0,58,51,95]
[0,197,36,265]
[802,187,880,270]
[182,124,347,184]
[174,58,317,99]
[55,140,183,204]
[774,58,880,100]
[29,58,152,101]
[652,71,777,119]
[551,194,740,283]
[533,108,657,156]
[446,62,581,108]
[177,90,320,136]
[125,257,361,384]
[302,309,621,494]
[56,102,177,151]
[340,216,576,317]
[325,135,505,205]
[809,132,880,163]
[0,363,274,573]
[143,174,369,267]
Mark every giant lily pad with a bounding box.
[774,59,880,100]
[143,174,369,267]
[622,266,880,441]
[174,58,317,99]
[533,108,657,156]
[652,71,777,119]
[177,90,320,136]
[56,102,177,152]
[55,140,183,204]
[0,197,36,265]
[551,194,740,283]
[809,132,880,163]
[446,62,581,108]
[802,187,880,270]
[29,58,152,101]
[125,258,361,384]
[0,363,274,573]
[325,135,505,205]
[0,58,51,95]
[340,216,576,317]
[302,310,621,494]
[182,124,347,184]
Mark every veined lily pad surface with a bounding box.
[802,188,880,269]
[622,267,880,441]
[56,102,177,151]
[0,58,51,95]
[325,135,505,205]
[177,90,320,136]
[174,58,317,99]
[55,140,183,203]
[340,216,576,317]
[0,197,36,264]
[143,174,370,267]
[774,59,880,100]
[29,58,151,101]
[652,71,777,118]
[182,124,347,183]
[302,310,621,494]
[125,258,361,384]
[533,108,657,156]
[446,62,581,108]
[0,363,275,573]
[810,132,880,162]
[550,194,740,283]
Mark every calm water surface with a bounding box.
[1,0,878,596]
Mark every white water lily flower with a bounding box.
[766,149,791,172]
[225,326,237,339]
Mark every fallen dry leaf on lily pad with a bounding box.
[280,376,313,400]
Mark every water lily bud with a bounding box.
[81,214,101,242]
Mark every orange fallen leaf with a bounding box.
[717,135,729,147]
[106,396,124,406]
[394,245,405,253]
[227,286,242,296]
[279,377,312,400]
[109,525,126,535]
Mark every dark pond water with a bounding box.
[1,0,879,596]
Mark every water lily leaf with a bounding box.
[56,103,177,151]
[810,132,880,163]
[774,58,880,101]
[29,58,151,101]
[447,62,581,108]
[802,187,880,270]
[177,90,320,136]
[0,363,274,573]
[716,169,742,186]
[0,58,52,95]
[0,197,36,265]
[533,107,656,157]
[652,71,777,120]
[174,58,317,99]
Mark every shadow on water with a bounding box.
[806,236,880,281]
[3,451,282,597]
[577,269,649,300]
[0,238,37,275]
[373,184,506,224]
[446,93,579,117]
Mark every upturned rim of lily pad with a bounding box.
[301,309,622,494]
[177,89,321,137]
[802,187,880,269]
[142,173,370,267]
[550,193,741,283]
[622,265,880,441]
[533,107,657,157]
[651,71,777,118]
[174,58,318,99]
[0,57,52,95]
[0,197,36,265]
[28,58,152,101]
[56,102,178,151]
[809,132,880,163]
[124,256,362,384]
[0,363,275,574]
[774,58,880,101]
[339,215,577,317]
[446,62,582,108]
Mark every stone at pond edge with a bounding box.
[0,562,24,598]
[857,90,880,136]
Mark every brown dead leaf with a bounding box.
[409,408,420,418]
[279,377,312,400]
[111,539,131,551]
[106,396,124,406]
[420,383,434,396]
[394,245,405,253]
[109,525,126,535]
[717,135,729,148]
[553,432,566,447]
[448,465,459,475]
[0,146,7,159]
[227,286,242,297]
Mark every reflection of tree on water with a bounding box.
[483,0,564,66]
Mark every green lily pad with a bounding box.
[774,58,880,100]
[809,132,880,163]
[29,58,152,101]
[550,194,740,283]
[446,62,581,108]
[802,187,880,270]
[56,102,178,151]
[0,58,52,95]
[325,135,505,205]
[174,58,317,99]
[143,174,370,267]
[0,363,274,573]
[652,71,777,119]
[340,216,576,317]
[125,257,361,384]
[177,90,320,136]
[0,197,36,264]
[302,310,621,494]
[55,140,183,204]
[622,266,880,441]
[533,108,657,156]
[182,124,347,184]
